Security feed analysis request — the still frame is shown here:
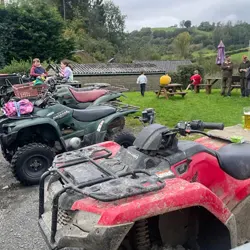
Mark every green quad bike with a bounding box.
[0,95,138,186]
[53,83,127,109]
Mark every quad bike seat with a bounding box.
[72,106,116,122]
[69,88,108,103]
[216,143,250,180]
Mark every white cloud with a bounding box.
[112,0,250,31]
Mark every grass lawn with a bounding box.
[123,89,249,129]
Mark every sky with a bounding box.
[112,0,250,31]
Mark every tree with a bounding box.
[184,20,192,29]
[198,21,214,32]
[103,0,126,48]
[0,2,74,64]
[180,20,185,28]
[172,32,191,59]
[0,9,13,67]
[48,0,90,21]
[87,0,106,38]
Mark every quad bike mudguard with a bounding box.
[38,139,240,250]
[38,172,236,250]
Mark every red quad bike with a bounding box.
[39,113,250,250]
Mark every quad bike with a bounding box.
[38,110,250,250]
[0,73,31,106]
[0,94,138,186]
[53,83,127,109]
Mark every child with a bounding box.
[190,70,202,91]
[30,58,48,79]
[60,60,73,82]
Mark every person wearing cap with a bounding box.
[238,55,250,97]
[221,55,233,97]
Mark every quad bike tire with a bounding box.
[11,143,55,186]
[112,131,136,148]
[1,148,13,163]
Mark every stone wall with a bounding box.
[75,74,163,91]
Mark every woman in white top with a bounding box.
[136,71,148,96]
[60,60,74,82]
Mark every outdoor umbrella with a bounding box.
[216,40,225,65]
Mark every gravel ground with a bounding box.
[0,154,48,250]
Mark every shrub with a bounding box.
[0,59,51,74]
[206,45,215,50]
[168,72,180,83]
[177,64,205,88]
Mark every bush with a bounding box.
[168,72,180,83]
[206,45,215,50]
[0,59,51,74]
[177,64,205,88]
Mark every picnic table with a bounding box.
[204,76,241,94]
[200,77,221,94]
[155,83,187,99]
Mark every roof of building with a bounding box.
[133,60,192,72]
[49,60,192,76]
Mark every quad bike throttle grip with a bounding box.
[202,122,224,130]
[190,120,224,131]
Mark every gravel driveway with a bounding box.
[0,154,48,250]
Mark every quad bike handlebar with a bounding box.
[177,120,224,133]
[188,120,224,131]
[134,110,225,152]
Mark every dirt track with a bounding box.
[0,154,48,250]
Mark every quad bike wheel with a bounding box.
[1,148,13,163]
[112,131,135,148]
[11,143,54,186]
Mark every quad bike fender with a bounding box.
[39,217,133,250]
[99,109,138,132]
[1,118,65,149]
[11,118,61,135]
[71,178,237,248]
[72,178,233,226]
[92,92,122,105]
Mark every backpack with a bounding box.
[2,99,34,117]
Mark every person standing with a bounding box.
[221,55,233,97]
[137,71,147,97]
[238,55,250,97]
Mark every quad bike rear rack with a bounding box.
[39,146,165,243]
[101,101,140,112]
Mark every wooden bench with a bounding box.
[155,89,187,99]
[167,92,187,97]
[231,84,241,90]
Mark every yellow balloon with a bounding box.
[160,74,171,86]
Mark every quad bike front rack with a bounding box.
[39,145,165,243]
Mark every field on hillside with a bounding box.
[151,26,249,63]
[123,90,248,128]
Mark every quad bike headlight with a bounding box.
[72,211,101,233]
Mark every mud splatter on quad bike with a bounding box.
[39,109,250,250]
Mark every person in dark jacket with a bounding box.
[30,58,48,79]
[221,55,233,97]
[238,55,250,97]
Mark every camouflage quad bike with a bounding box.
[0,95,138,185]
